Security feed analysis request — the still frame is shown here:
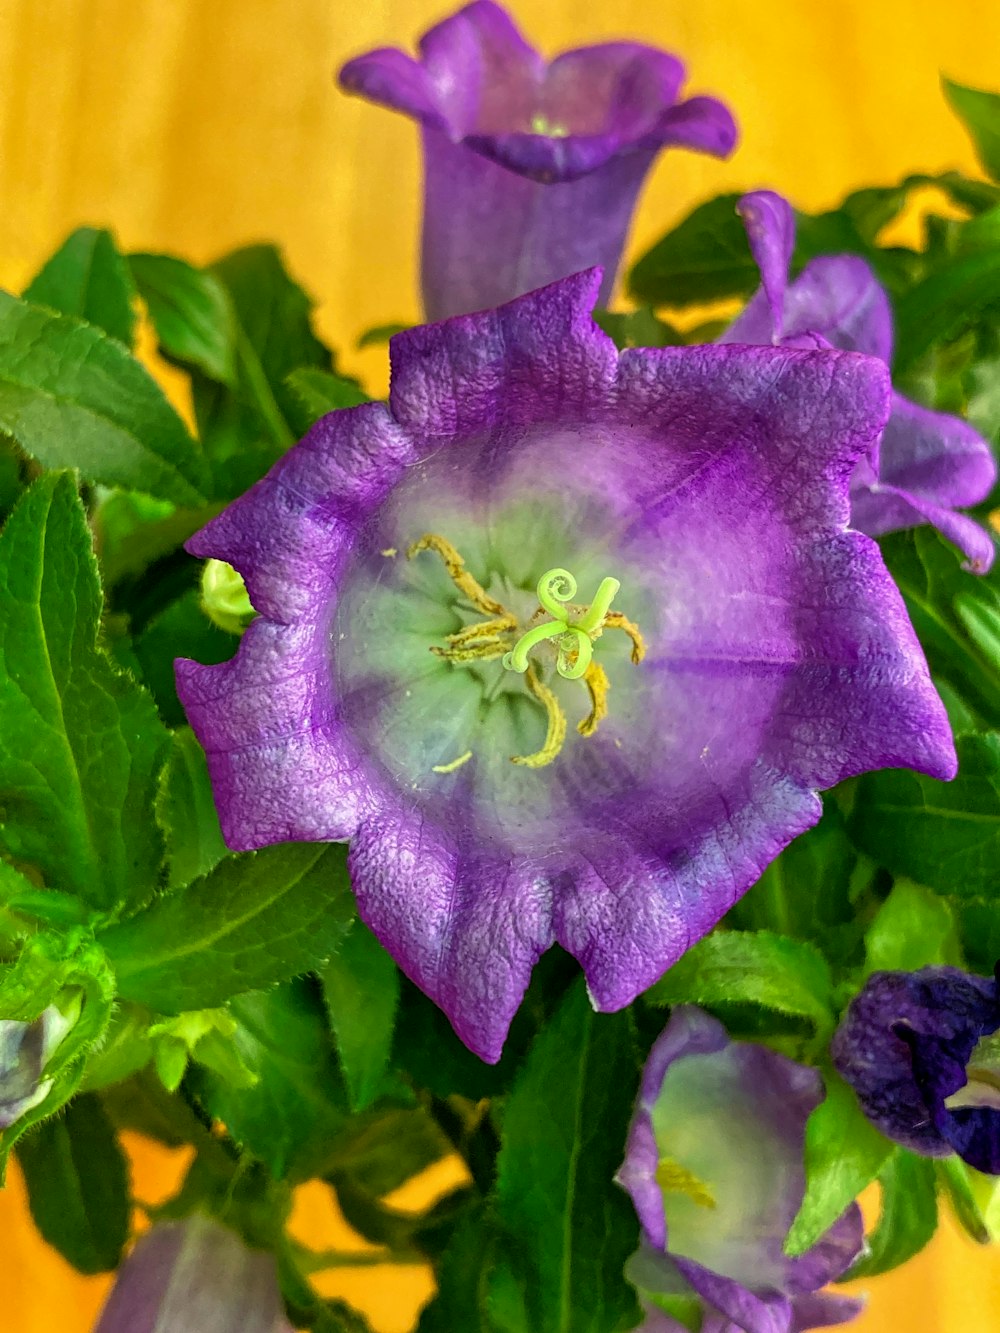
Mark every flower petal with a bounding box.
[735,191,796,338]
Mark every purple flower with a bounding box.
[721,190,997,573]
[339,1,737,320]
[0,1006,73,1129]
[176,269,955,1062]
[618,1007,864,1333]
[94,1216,294,1333]
[831,965,1000,1175]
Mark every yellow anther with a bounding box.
[511,664,568,768]
[431,642,509,665]
[446,615,517,648]
[655,1158,716,1210]
[432,750,473,774]
[577,662,610,737]
[603,611,646,664]
[408,533,507,618]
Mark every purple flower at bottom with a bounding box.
[831,966,1000,1174]
[618,1007,864,1333]
[94,1216,293,1333]
[720,190,997,573]
[339,1,736,319]
[176,270,955,1062]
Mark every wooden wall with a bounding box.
[2,1,1000,1328]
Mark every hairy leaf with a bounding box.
[25,227,136,346]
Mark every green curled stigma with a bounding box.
[502,568,622,681]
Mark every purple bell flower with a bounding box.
[721,190,997,573]
[94,1216,294,1333]
[339,1,737,320]
[618,1007,865,1333]
[832,965,1000,1175]
[176,269,955,1062]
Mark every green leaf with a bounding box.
[132,587,236,728]
[0,474,169,913]
[628,194,756,307]
[16,1091,129,1273]
[785,1071,895,1257]
[728,804,858,951]
[130,252,238,385]
[155,728,227,890]
[491,980,641,1333]
[320,921,399,1112]
[24,228,136,347]
[285,367,371,426]
[188,979,348,1181]
[100,843,355,1013]
[593,307,683,350]
[357,322,409,349]
[0,291,207,504]
[880,528,1000,727]
[645,930,836,1038]
[844,1152,937,1280]
[325,1105,449,1198]
[943,78,1000,182]
[864,880,961,973]
[851,733,1000,897]
[418,1210,499,1333]
[936,1156,991,1244]
[893,249,1000,374]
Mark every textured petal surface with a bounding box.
[180,275,953,1060]
[831,966,1000,1166]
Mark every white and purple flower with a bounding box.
[94,1216,294,1333]
[721,190,997,572]
[176,270,954,1061]
[618,1007,864,1333]
[339,1,737,319]
[832,965,1000,1175]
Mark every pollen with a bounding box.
[655,1157,717,1210]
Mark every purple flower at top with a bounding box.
[618,1007,864,1333]
[176,270,955,1062]
[94,1215,294,1333]
[339,1,737,320]
[832,965,1000,1175]
[721,190,997,572]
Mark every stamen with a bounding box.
[432,750,473,774]
[578,662,610,737]
[408,533,507,618]
[655,1158,716,1210]
[603,611,646,664]
[511,664,568,768]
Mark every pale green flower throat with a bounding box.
[409,534,645,769]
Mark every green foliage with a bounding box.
[646,929,837,1039]
[16,1092,130,1273]
[0,292,207,503]
[943,77,1000,182]
[488,981,641,1333]
[188,979,348,1181]
[155,728,228,890]
[843,1151,938,1279]
[851,733,1000,897]
[285,367,371,424]
[130,252,238,384]
[0,474,169,914]
[863,880,961,973]
[785,1070,895,1257]
[24,227,136,346]
[100,844,355,1013]
[320,921,400,1111]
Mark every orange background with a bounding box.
[2,0,1000,1328]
